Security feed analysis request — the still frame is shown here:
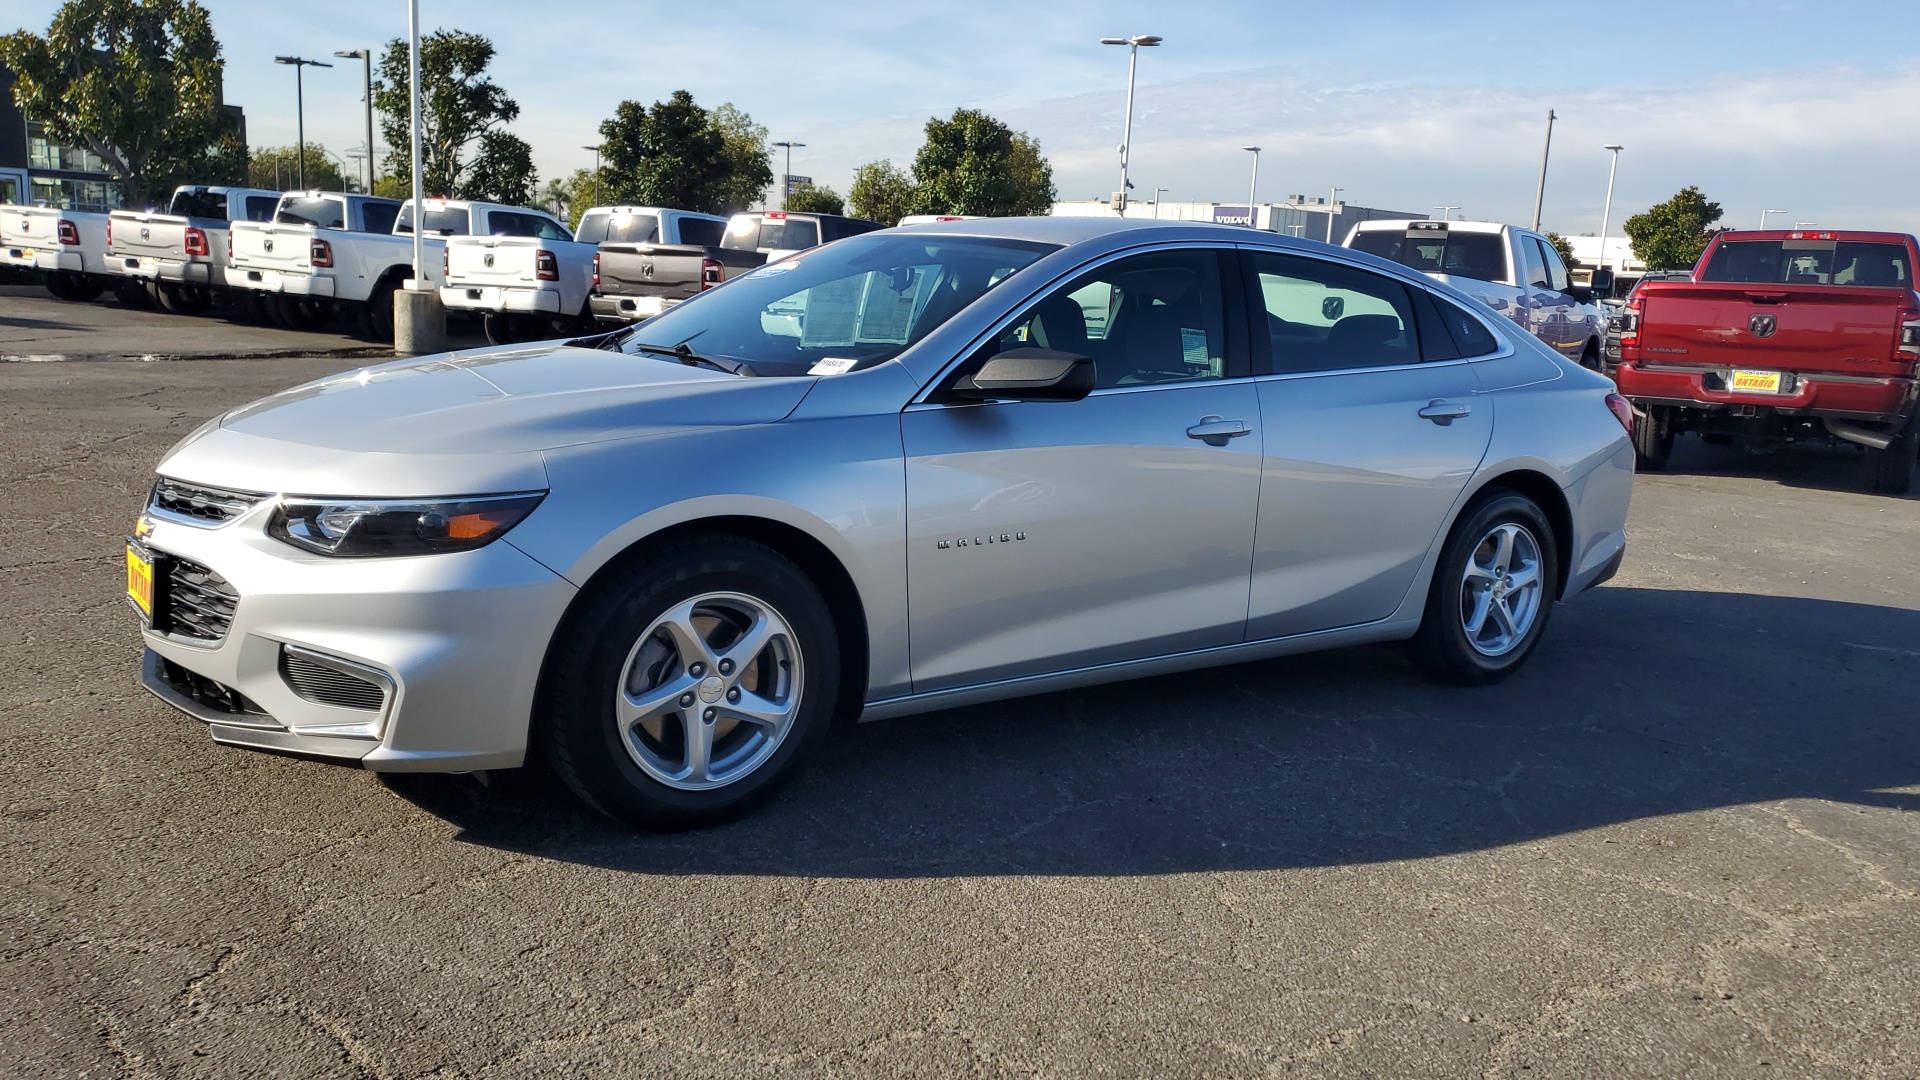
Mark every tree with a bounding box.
[249,144,344,192]
[848,160,916,226]
[1624,186,1724,271]
[1,0,241,206]
[539,168,605,229]
[594,91,771,215]
[910,108,1055,217]
[370,30,534,203]
[1544,231,1576,269]
[785,182,844,215]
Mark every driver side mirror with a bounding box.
[951,348,1096,402]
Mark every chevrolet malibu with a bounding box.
[130,218,1635,830]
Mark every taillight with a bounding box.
[535,250,558,281]
[764,211,787,220]
[310,238,332,267]
[442,246,450,279]
[1606,393,1634,434]
[184,226,208,256]
[591,252,600,291]
[106,217,113,245]
[226,229,232,260]
[57,220,80,245]
[1617,296,1643,356]
[700,258,723,290]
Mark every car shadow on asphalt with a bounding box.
[1659,436,1920,501]
[381,586,1920,876]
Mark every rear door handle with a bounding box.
[1186,416,1252,446]
[1418,400,1472,425]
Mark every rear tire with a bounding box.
[111,279,151,309]
[154,281,213,316]
[43,272,79,301]
[1633,405,1674,470]
[1866,416,1917,495]
[537,534,841,831]
[355,279,397,341]
[1405,492,1559,687]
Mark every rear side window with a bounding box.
[1427,293,1501,358]
[359,200,401,235]
[245,196,278,221]
[677,217,723,246]
[275,197,345,229]
[1700,239,1911,287]
[1252,252,1419,373]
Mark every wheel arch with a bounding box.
[1459,467,1576,600]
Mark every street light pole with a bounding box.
[1434,205,1460,221]
[1241,146,1260,228]
[1152,187,1168,219]
[581,145,601,171]
[407,0,423,286]
[333,50,374,192]
[274,56,332,190]
[1595,144,1623,277]
[772,141,804,210]
[1100,35,1161,211]
[1760,209,1787,230]
[1326,186,1344,243]
[1530,108,1556,231]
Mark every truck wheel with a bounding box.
[1866,418,1917,495]
[482,311,520,346]
[112,279,152,310]
[1633,406,1674,470]
[356,280,398,341]
[1579,342,1601,371]
[537,534,841,831]
[1404,491,1560,686]
[154,281,213,317]
[43,272,80,301]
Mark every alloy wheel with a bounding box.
[1458,522,1544,657]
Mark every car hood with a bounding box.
[156,343,816,497]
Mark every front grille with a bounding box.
[150,478,268,526]
[153,654,268,718]
[163,556,238,642]
[279,649,388,711]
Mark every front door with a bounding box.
[1242,250,1494,638]
[902,248,1263,692]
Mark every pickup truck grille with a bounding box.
[150,478,268,527]
[161,556,239,643]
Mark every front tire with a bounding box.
[1405,492,1559,686]
[538,535,841,831]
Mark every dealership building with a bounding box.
[1053,194,1426,244]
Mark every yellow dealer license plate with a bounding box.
[1729,369,1784,393]
[126,542,154,621]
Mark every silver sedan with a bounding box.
[130,218,1635,829]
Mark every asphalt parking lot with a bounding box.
[2,348,1917,1077]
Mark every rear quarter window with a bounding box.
[677,218,724,246]
[359,200,401,235]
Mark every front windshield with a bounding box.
[619,233,1059,376]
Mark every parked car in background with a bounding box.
[228,197,539,338]
[130,217,1632,830]
[1601,270,1691,369]
[721,210,883,263]
[584,206,749,327]
[0,204,140,306]
[105,185,280,315]
[440,206,594,343]
[1613,229,1920,493]
[1346,219,1608,369]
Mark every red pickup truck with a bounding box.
[1614,229,1920,493]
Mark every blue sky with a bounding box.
[14,0,1920,232]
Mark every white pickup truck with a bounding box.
[1344,219,1608,368]
[229,196,525,338]
[105,185,280,315]
[438,205,597,344]
[1,204,140,305]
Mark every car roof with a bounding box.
[1351,218,1509,235]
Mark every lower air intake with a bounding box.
[279,648,389,711]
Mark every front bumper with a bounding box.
[1615,361,1914,423]
[230,267,335,298]
[589,292,670,324]
[441,284,562,314]
[136,505,577,772]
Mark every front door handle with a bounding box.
[1186,416,1252,446]
[1418,400,1472,425]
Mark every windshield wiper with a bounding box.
[626,341,750,375]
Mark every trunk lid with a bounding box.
[1637,283,1909,376]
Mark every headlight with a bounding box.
[268,492,545,557]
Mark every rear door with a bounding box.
[1242,249,1493,638]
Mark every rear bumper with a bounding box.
[2,247,83,273]
[589,292,671,324]
[107,254,212,285]
[440,284,561,315]
[1615,362,1914,423]
[230,267,335,298]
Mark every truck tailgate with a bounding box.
[230,223,314,274]
[596,243,710,298]
[107,211,190,261]
[445,237,540,286]
[1639,284,1905,377]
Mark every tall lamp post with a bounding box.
[1241,146,1260,228]
[1594,144,1623,280]
[332,50,374,192]
[772,140,804,210]
[1326,185,1344,242]
[1760,208,1787,230]
[1434,205,1460,221]
[1151,186,1168,219]
[1099,34,1161,211]
[274,55,332,190]
[1530,108,1556,231]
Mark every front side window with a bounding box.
[1253,252,1418,373]
[620,233,1056,376]
[989,249,1228,389]
[1536,239,1570,293]
[1521,238,1551,289]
